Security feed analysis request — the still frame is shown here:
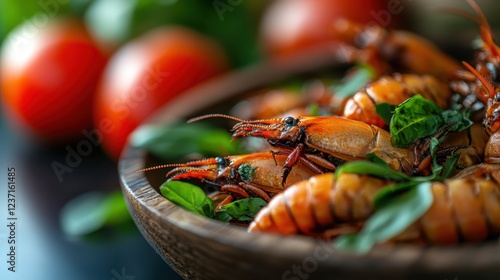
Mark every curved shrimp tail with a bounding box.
[248,173,390,235]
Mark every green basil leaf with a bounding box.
[373,181,420,209]
[429,137,443,178]
[365,153,390,167]
[391,114,442,148]
[214,211,232,223]
[131,122,247,161]
[389,95,473,148]
[333,233,373,253]
[331,65,375,98]
[375,103,396,125]
[441,110,473,132]
[160,181,214,217]
[390,95,443,147]
[440,153,460,179]
[334,182,433,253]
[218,198,267,222]
[335,161,410,182]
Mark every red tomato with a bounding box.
[0,17,108,142]
[260,0,400,57]
[93,26,229,159]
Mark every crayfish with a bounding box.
[139,152,317,208]
[139,0,500,247]
[249,26,500,245]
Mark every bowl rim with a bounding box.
[118,50,500,276]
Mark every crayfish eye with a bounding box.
[494,92,500,102]
[284,116,298,127]
[215,157,228,167]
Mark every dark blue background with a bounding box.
[0,112,183,280]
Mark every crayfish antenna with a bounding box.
[187,114,249,123]
[462,61,500,134]
[136,164,173,173]
[188,113,284,126]
[462,61,496,102]
[137,164,197,173]
[137,157,221,173]
[137,163,202,173]
[466,0,500,66]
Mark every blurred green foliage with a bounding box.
[0,0,58,43]
[60,191,136,239]
[0,0,267,67]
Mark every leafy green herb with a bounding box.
[440,153,460,179]
[331,65,375,99]
[238,163,257,183]
[213,211,232,223]
[217,198,267,222]
[160,181,266,223]
[441,109,474,132]
[385,95,473,148]
[334,182,433,253]
[131,122,247,161]
[425,136,460,181]
[160,181,214,217]
[374,103,395,125]
[372,181,421,209]
[365,153,390,167]
[334,160,411,182]
[389,95,443,147]
[429,137,443,176]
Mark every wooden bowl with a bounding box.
[118,51,500,280]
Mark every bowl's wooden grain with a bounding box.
[119,51,500,280]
